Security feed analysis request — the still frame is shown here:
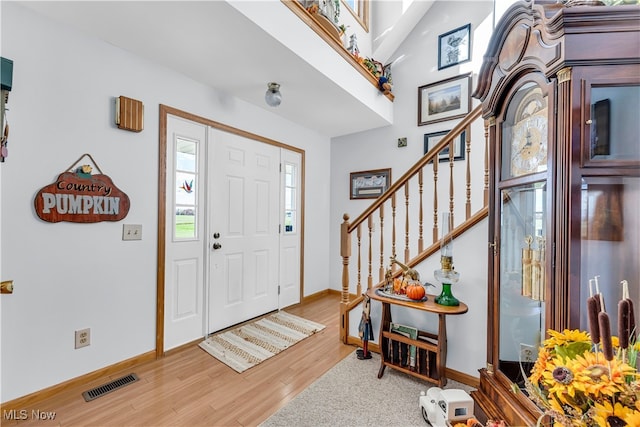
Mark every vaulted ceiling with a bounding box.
[17,1,432,137]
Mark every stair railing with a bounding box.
[340,104,488,345]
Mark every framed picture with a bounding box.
[418,73,471,126]
[350,168,391,199]
[438,23,471,70]
[424,130,466,162]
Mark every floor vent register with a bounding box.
[82,373,139,402]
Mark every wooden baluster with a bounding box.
[433,158,439,243]
[404,182,410,262]
[418,169,424,253]
[465,125,472,220]
[449,140,455,224]
[368,215,373,290]
[357,223,362,297]
[484,119,491,207]
[340,214,351,305]
[379,203,385,282]
[391,193,397,269]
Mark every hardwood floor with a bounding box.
[3,293,354,427]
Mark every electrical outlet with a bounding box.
[75,328,90,349]
[122,224,142,241]
[520,343,535,363]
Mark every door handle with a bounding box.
[213,243,222,250]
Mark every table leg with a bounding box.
[377,301,391,379]
[437,313,448,386]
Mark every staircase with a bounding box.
[339,104,489,347]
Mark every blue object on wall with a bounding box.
[1,57,13,91]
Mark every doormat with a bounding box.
[198,311,325,373]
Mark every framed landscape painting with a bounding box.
[418,73,471,126]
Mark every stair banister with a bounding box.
[340,103,486,348]
[346,105,482,235]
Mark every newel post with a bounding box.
[340,213,351,343]
[340,213,351,303]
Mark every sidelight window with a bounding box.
[175,138,198,240]
[284,162,297,234]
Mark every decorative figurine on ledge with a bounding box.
[357,294,373,360]
[347,33,359,57]
[378,76,395,100]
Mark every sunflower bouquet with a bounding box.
[525,281,640,426]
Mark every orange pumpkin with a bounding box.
[406,283,425,300]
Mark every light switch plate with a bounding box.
[122,224,142,241]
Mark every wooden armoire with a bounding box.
[471,1,640,425]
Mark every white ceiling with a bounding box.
[18,0,426,138]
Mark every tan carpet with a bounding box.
[260,350,476,427]
[199,311,325,373]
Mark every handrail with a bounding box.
[339,103,488,346]
[347,104,483,233]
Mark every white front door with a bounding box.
[164,115,207,350]
[207,128,281,333]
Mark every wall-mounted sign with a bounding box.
[34,154,130,223]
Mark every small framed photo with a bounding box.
[424,130,466,163]
[350,168,391,199]
[418,73,471,126]
[438,23,471,70]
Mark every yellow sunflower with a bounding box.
[567,351,636,400]
[623,408,640,426]
[545,329,591,349]
[593,400,638,427]
[530,347,552,385]
[540,356,589,407]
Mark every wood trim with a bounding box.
[156,105,306,356]
[1,351,156,410]
[156,107,168,359]
[448,368,480,389]
[301,288,333,304]
[159,105,305,155]
[299,151,306,308]
[281,0,391,101]
[302,288,358,303]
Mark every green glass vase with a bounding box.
[435,282,459,306]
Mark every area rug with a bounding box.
[198,311,325,373]
[260,351,476,427]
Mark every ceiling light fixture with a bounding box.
[265,82,282,107]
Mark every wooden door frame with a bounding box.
[156,105,305,357]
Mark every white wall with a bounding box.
[331,0,495,378]
[0,3,331,402]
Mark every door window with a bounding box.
[284,162,297,234]
[175,138,199,240]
